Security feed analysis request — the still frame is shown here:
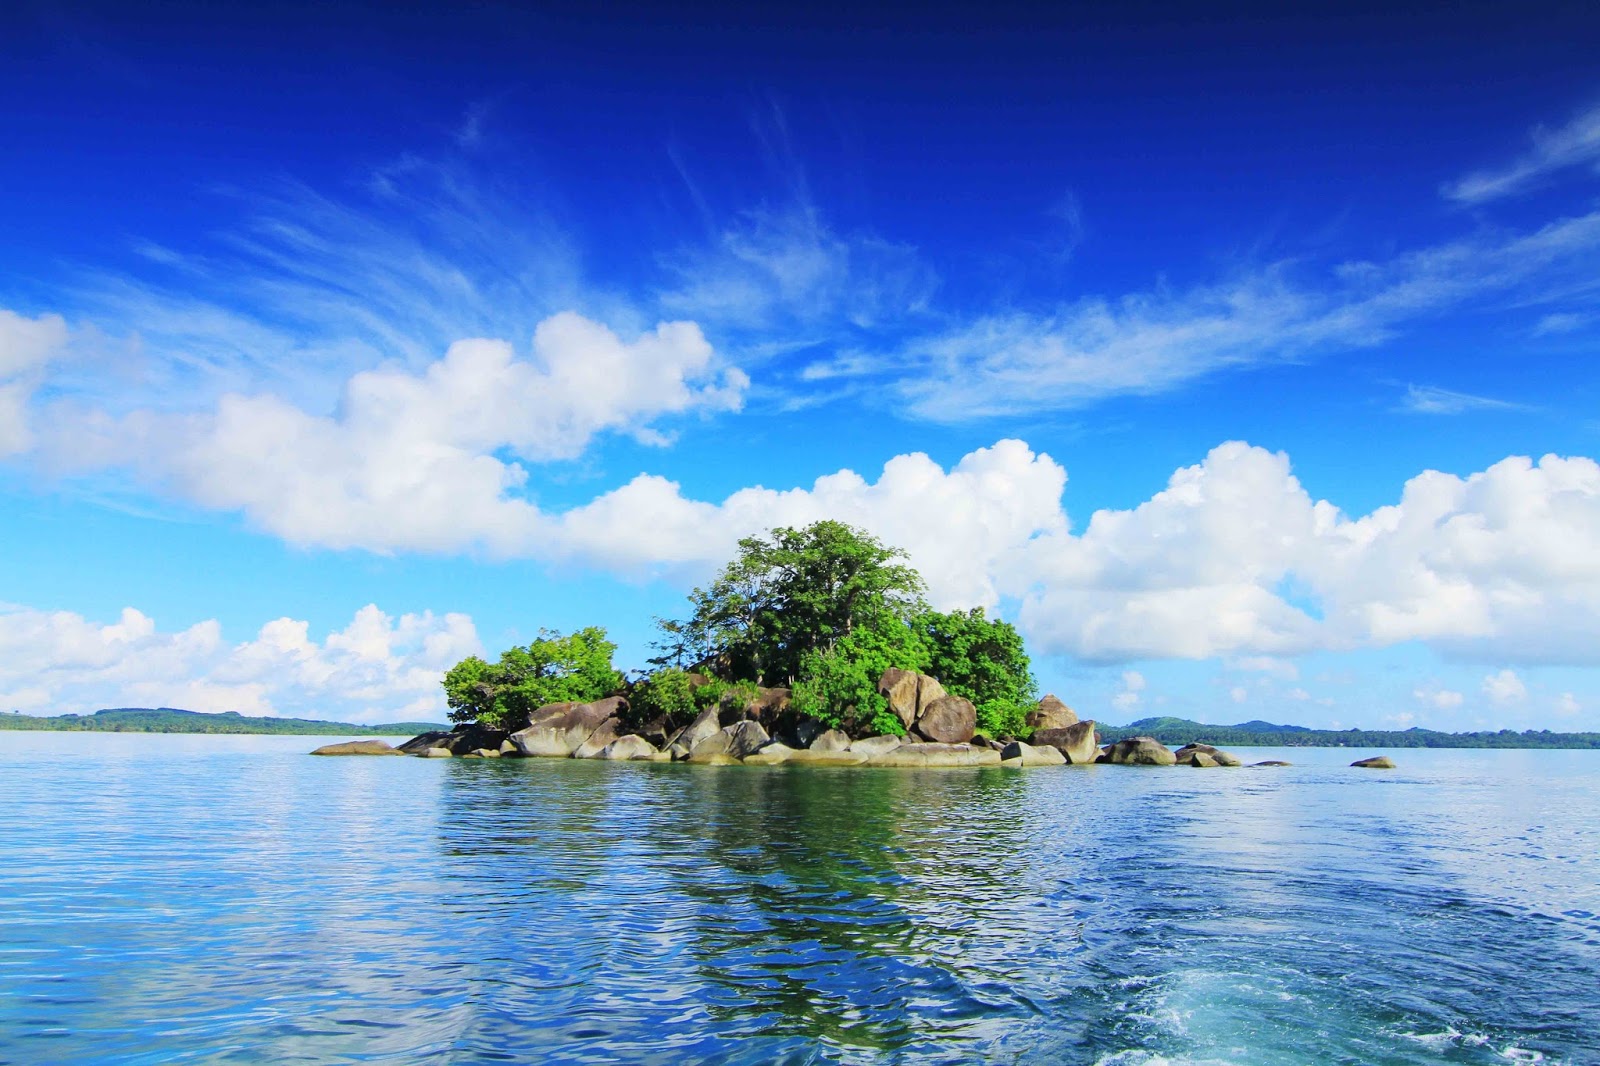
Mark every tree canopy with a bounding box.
[444,627,624,729]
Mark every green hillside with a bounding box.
[0,707,446,736]
[1096,716,1600,749]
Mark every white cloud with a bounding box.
[1413,686,1465,711]
[0,310,70,456]
[41,313,747,555]
[0,603,478,723]
[1482,669,1528,706]
[1110,670,1145,712]
[1229,686,1248,704]
[1554,692,1581,717]
[1444,102,1600,204]
[1398,384,1526,415]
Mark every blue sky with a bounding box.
[3,0,1600,728]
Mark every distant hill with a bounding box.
[0,707,446,736]
[1097,716,1600,749]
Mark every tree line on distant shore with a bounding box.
[1097,717,1600,749]
[0,708,445,736]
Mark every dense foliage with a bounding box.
[0,708,446,735]
[911,607,1037,738]
[1095,717,1600,749]
[443,627,624,729]
[653,520,925,686]
[789,617,929,736]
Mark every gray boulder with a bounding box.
[1105,737,1177,766]
[1172,743,1242,767]
[1031,720,1100,764]
[742,742,799,766]
[689,720,771,762]
[785,748,868,766]
[867,743,1003,768]
[999,740,1066,767]
[510,697,627,757]
[849,735,904,757]
[678,706,723,752]
[1187,752,1219,767]
[599,735,659,761]
[310,739,403,756]
[397,731,453,754]
[1352,756,1395,769]
[1253,760,1292,767]
[914,694,977,745]
[572,717,622,759]
[810,729,852,752]
[1026,694,1078,733]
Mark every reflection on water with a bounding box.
[0,734,1597,1064]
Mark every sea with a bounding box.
[0,733,1596,1065]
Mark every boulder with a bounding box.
[572,717,622,759]
[510,697,627,757]
[785,748,868,766]
[1031,720,1100,765]
[687,751,741,766]
[915,695,977,745]
[397,731,453,754]
[1105,737,1177,766]
[849,734,904,757]
[1253,760,1292,767]
[423,747,453,758]
[867,743,1003,768]
[599,735,659,761]
[742,742,799,766]
[876,668,947,731]
[1352,756,1395,769]
[999,741,1066,767]
[688,720,772,762]
[810,729,852,752]
[444,724,508,755]
[310,739,403,756]
[1187,752,1219,767]
[472,748,502,758]
[678,706,723,752]
[1173,743,1242,767]
[1026,694,1078,733]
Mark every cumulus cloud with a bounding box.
[1482,669,1528,706]
[40,313,746,554]
[1413,686,1465,711]
[0,310,70,456]
[0,603,478,723]
[1110,669,1145,711]
[1445,102,1600,204]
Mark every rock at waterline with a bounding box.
[598,735,659,761]
[509,697,628,758]
[1187,752,1219,767]
[785,748,869,766]
[310,740,403,756]
[675,706,722,753]
[914,694,977,745]
[810,729,852,753]
[689,720,771,762]
[1352,756,1396,769]
[867,743,1002,768]
[397,731,453,754]
[742,742,800,766]
[1031,720,1100,764]
[1104,737,1178,766]
[572,717,622,759]
[999,740,1066,767]
[1026,694,1078,733]
[1253,760,1292,767]
[1173,743,1243,767]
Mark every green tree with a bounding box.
[789,615,928,736]
[911,607,1037,738]
[658,520,926,686]
[443,627,624,729]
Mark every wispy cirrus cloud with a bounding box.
[1397,384,1527,415]
[1444,101,1600,204]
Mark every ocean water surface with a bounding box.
[0,733,1596,1064]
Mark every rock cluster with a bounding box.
[312,673,1395,772]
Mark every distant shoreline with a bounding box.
[4,706,1597,749]
[0,707,448,737]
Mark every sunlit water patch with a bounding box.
[0,735,1596,1064]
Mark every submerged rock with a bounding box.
[1253,760,1292,767]
[785,748,868,766]
[1352,756,1396,769]
[310,739,403,756]
[1173,743,1242,767]
[1031,720,1100,764]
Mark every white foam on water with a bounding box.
[1092,1052,1242,1066]
[1499,1048,1547,1063]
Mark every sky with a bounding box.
[3,0,1600,729]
